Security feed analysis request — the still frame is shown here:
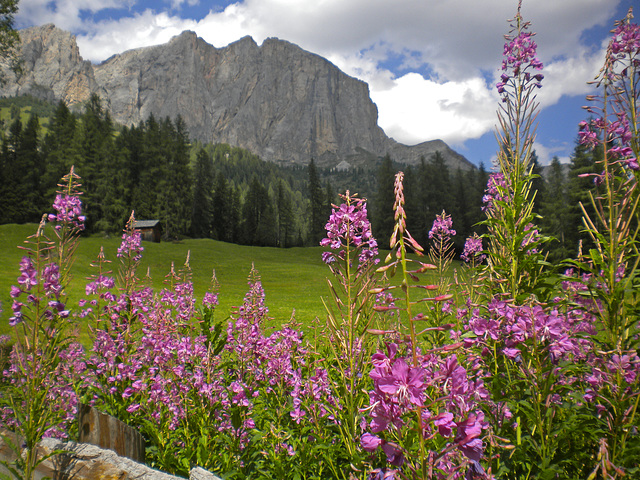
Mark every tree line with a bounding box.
[0,94,599,256]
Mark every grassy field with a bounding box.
[0,223,331,342]
[1,223,458,347]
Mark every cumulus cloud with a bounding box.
[369,73,496,146]
[532,141,572,166]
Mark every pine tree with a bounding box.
[566,141,601,256]
[191,148,214,238]
[77,94,117,231]
[0,116,23,223]
[18,114,44,221]
[539,156,571,261]
[241,176,275,245]
[276,180,295,247]
[42,100,79,200]
[212,170,230,241]
[161,116,192,239]
[307,159,325,245]
[373,153,396,244]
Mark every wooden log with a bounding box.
[78,404,145,464]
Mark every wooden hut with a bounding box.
[133,220,161,243]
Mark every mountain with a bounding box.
[0,24,474,170]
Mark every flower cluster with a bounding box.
[610,15,640,56]
[461,234,486,265]
[578,9,640,171]
[464,298,591,362]
[361,343,491,477]
[496,8,543,99]
[117,229,144,261]
[428,211,456,241]
[48,194,86,230]
[320,192,378,266]
[9,257,68,326]
[481,172,508,212]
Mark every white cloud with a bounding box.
[16,0,135,31]
[75,11,197,61]
[532,141,571,166]
[369,73,496,146]
[169,0,199,10]
[537,47,606,108]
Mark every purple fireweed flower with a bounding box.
[85,275,116,296]
[117,230,144,261]
[434,411,456,437]
[17,257,38,291]
[610,18,640,56]
[320,192,379,266]
[497,9,543,100]
[381,442,404,467]
[361,432,383,452]
[202,292,218,308]
[377,357,426,407]
[428,211,456,241]
[48,194,86,230]
[367,469,398,480]
[482,173,508,212]
[461,234,486,264]
[43,263,62,298]
[455,412,487,462]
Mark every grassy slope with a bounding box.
[0,224,329,342]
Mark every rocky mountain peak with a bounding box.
[0,24,474,170]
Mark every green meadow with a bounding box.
[0,223,457,346]
[0,223,330,343]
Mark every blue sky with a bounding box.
[14,0,636,167]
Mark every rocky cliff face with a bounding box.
[1,25,473,170]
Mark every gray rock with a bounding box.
[1,25,474,170]
[0,430,183,480]
[190,466,223,480]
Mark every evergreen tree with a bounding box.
[18,114,44,221]
[539,156,571,261]
[191,148,214,238]
[566,140,601,256]
[413,152,453,246]
[529,150,545,214]
[373,153,396,244]
[276,180,295,247]
[307,159,324,244]
[161,116,192,239]
[133,114,165,221]
[77,94,117,231]
[212,170,230,241]
[241,176,276,246]
[228,185,241,244]
[0,116,22,223]
[42,100,79,200]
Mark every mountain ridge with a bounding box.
[0,24,474,170]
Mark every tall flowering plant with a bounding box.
[359,174,494,480]
[485,1,549,300]
[1,168,87,480]
[572,7,640,476]
[319,191,381,470]
[452,5,602,479]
